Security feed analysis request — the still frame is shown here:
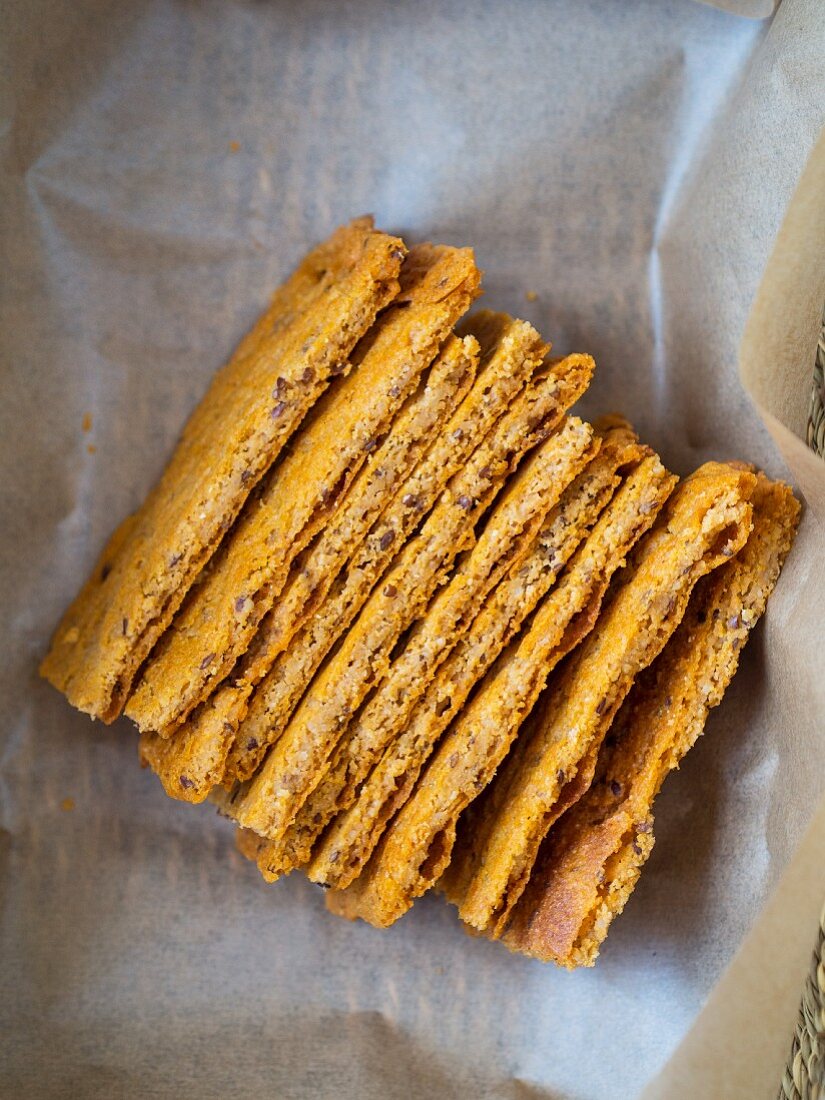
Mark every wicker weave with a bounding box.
[779,898,825,1099]
[805,304,825,458]
[785,301,825,1096]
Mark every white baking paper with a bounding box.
[1,2,823,1097]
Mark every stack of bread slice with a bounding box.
[42,218,799,967]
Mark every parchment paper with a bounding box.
[1,2,823,1098]
[741,128,825,523]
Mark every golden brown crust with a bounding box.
[502,473,799,966]
[218,345,594,850]
[43,206,797,974]
[446,462,757,937]
[218,313,550,788]
[255,417,598,876]
[236,337,479,679]
[41,218,405,722]
[126,244,481,736]
[139,335,480,802]
[41,211,801,975]
[303,420,646,889]
[235,826,269,864]
[325,449,678,926]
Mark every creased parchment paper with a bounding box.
[741,129,825,523]
[703,0,778,18]
[1,2,823,1098]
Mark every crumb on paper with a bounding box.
[525,290,538,302]
[82,412,92,432]
[87,443,97,455]
[229,140,241,153]
[60,797,75,812]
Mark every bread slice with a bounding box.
[220,313,550,788]
[219,347,594,846]
[445,462,758,937]
[41,218,404,722]
[502,473,799,966]
[303,419,655,890]
[327,462,754,928]
[138,334,478,800]
[255,415,597,877]
[126,243,481,735]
